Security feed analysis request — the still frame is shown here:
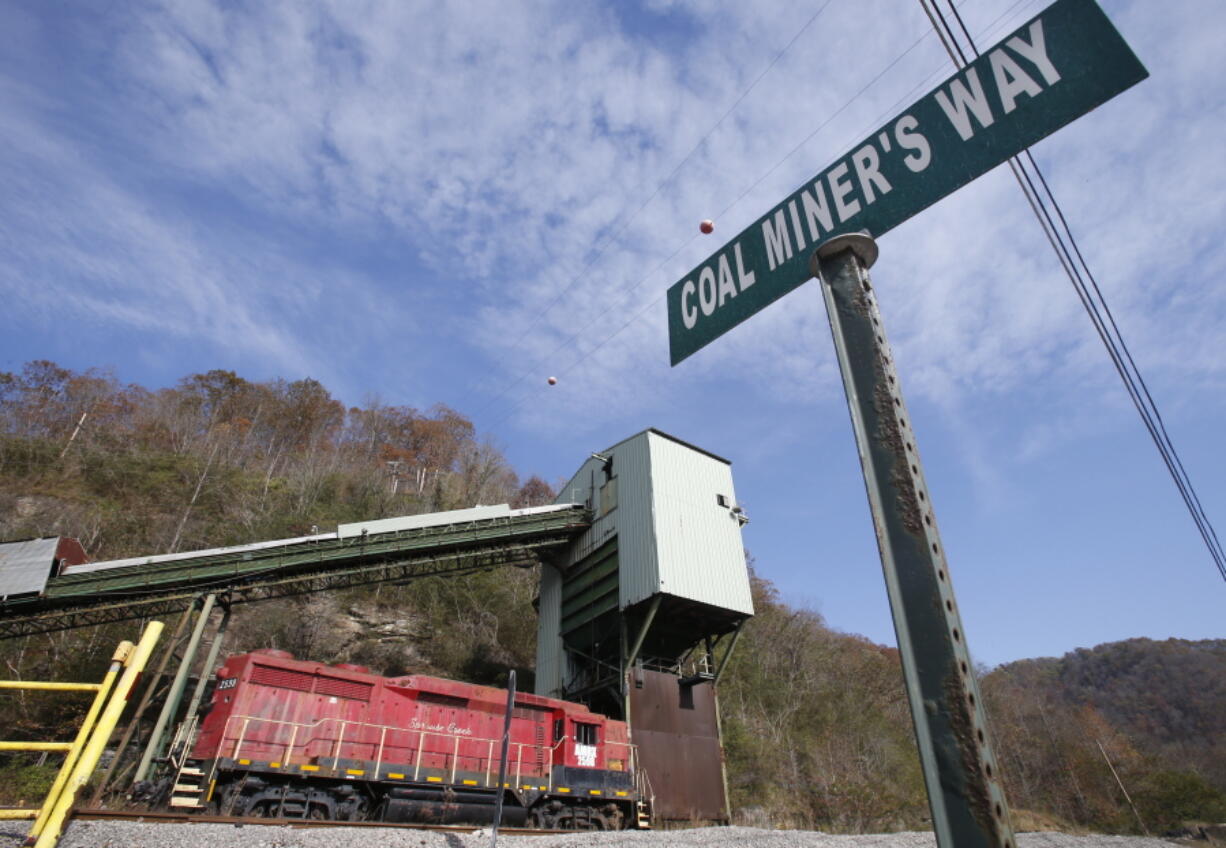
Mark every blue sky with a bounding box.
[1,0,1222,668]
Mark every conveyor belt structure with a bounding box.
[0,504,589,637]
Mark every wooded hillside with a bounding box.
[982,638,1226,832]
[1,361,1223,832]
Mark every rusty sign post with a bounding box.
[813,232,1012,848]
[490,669,516,848]
[663,1,1149,843]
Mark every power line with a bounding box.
[918,0,1226,582]
[458,0,838,421]
[483,3,1055,434]
[480,14,961,433]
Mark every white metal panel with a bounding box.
[63,533,334,575]
[536,429,754,693]
[0,538,59,598]
[511,504,582,517]
[546,428,751,614]
[337,504,510,538]
[648,433,754,616]
[534,564,566,698]
[606,432,658,609]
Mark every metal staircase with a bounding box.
[166,716,207,810]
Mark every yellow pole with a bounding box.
[25,641,132,843]
[0,743,72,753]
[31,621,163,848]
[0,683,102,693]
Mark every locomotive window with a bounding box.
[575,722,597,746]
[554,719,564,743]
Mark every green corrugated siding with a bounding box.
[560,539,618,635]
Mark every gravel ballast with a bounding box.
[0,822,1180,848]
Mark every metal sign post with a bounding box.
[660,1,1148,839]
[490,669,516,847]
[667,0,1146,365]
[813,232,1013,848]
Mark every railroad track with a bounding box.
[67,807,567,834]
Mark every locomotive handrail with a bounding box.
[214,712,639,795]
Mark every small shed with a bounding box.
[0,537,88,600]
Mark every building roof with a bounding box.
[601,428,731,466]
[0,538,59,599]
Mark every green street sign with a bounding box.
[667,0,1147,365]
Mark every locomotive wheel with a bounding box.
[309,806,328,820]
[557,807,607,830]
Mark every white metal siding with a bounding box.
[536,429,754,693]
[606,434,658,610]
[0,538,58,598]
[547,429,751,614]
[338,504,510,538]
[648,433,754,616]
[534,564,566,697]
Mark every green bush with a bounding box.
[0,758,58,806]
[1134,770,1226,832]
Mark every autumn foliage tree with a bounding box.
[3,361,1223,830]
[0,361,543,558]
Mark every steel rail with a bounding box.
[55,808,571,834]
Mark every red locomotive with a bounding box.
[163,649,650,829]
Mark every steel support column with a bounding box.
[624,595,662,670]
[179,599,231,751]
[134,593,216,784]
[812,232,1015,848]
[712,620,745,684]
[89,604,194,804]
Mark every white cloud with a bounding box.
[3,0,1224,456]
[0,79,399,390]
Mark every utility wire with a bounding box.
[459,0,838,421]
[481,15,950,433]
[918,0,1226,582]
[484,1,1044,435]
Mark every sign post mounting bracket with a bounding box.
[813,232,1014,848]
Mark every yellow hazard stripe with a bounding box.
[300,765,319,772]
[462,779,477,786]
[346,769,364,776]
[427,776,442,783]
[387,772,405,779]
[557,787,570,793]
[269,762,281,769]
[589,789,602,795]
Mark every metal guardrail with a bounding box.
[212,712,638,795]
[0,621,163,847]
